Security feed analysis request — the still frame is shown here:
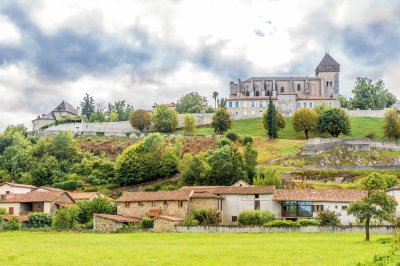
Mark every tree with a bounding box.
[337,95,350,109]
[175,92,204,113]
[183,113,196,133]
[211,108,232,134]
[292,108,319,139]
[382,109,400,141]
[351,77,397,109]
[317,210,340,226]
[76,197,116,224]
[108,112,119,122]
[218,98,226,108]
[180,154,207,185]
[314,103,330,115]
[4,124,28,136]
[243,143,258,181]
[318,108,351,137]
[253,168,282,188]
[151,105,179,133]
[212,91,219,109]
[263,96,281,139]
[107,100,133,121]
[80,93,96,119]
[89,105,107,122]
[348,172,397,241]
[129,109,151,132]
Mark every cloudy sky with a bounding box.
[0,0,400,131]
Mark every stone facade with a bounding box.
[190,198,219,212]
[153,219,181,232]
[117,200,189,219]
[93,215,121,232]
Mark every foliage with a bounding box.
[237,210,276,225]
[53,180,83,191]
[318,108,351,137]
[151,105,179,132]
[265,220,299,227]
[298,219,320,226]
[28,213,52,228]
[351,77,397,109]
[292,108,318,139]
[225,131,239,142]
[0,208,7,215]
[5,124,28,136]
[382,109,400,141]
[80,93,96,119]
[89,106,107,122]
[3,216,21,230]
[175,92,204,113]
[217,137,232,148]
[358,245,400,266]
[211,108,232,134]
[317,210,340,226]
[314,104,330,115]
[182,216,199,226]
[253,168,282,188]
[243,136,253,145]
[264,96,278,139]
[107,100,133,121]
[364,131,376,139]
[243,143,258,181]
[191,209,220,225]
[140,218,154,229]
[337,95,350,108]
[183,113,197,133]
[129,109,151,132]
[180,154,207,186]
[212,91,219,109]
[52,207,79,230]
[76,197,116,224]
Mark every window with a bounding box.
[255,91,260,96]
[329,81,333,87]
[297,103,300,108]
[297,84,301,91]
[8,207,14,215]
[164,200,168,206]
[178,201,183,208]
[254,200,260,210]
[5,191,10,194]
[312,205,324,212]
[228,101,232,108]
[251,101,255,107]
[124,202,131,208]
[281,201,313,217]
[245,91,250,96]
[303,102,307,108]
[309,102,313,108]
[342,206,347,211]
[281,86,285,93]
[335,205,338,209]
[255,194,259,199]
[232,216,238,222]
[235,101,239,108]
[259,101,263,108]
[152,201,156,207]
[138,202,143,207]
[326,81,329,87]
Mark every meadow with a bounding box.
[0,232,391,266]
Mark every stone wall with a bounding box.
[117,200,189,219]
[344,108,391,117]
[175,225,399,234]
[153,219,180,232]
[93,215,119,232]
[190,198,219,212]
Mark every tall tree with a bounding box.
[382,109,400,141]
[151,105,179,132]
[351,77,397,109]
[107,100,133,121]
[211,108,232,134]
[175,92,204,113]
[129,109,151,132]
[183,113,197,133]
[318,108,351,137]
[80,93,96,119]
[348,172,397,241]
[212,91,219,109]
[265,95,278,139]
[292,108,318,139]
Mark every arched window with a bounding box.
[245,91,250,96]
[266,90,271,96]
[280,87,285,93]
[326,81,329,87]
[255,91,260,96]
[329,81,333,87]
[297,84,301,91]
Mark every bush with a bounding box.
[182,216,199,226]
[243,136,253,145]
[77,197,116,224]
[211,108,232,134]
[265,220,299,227]
[4,216,21,230]
[129,109,151,132]
[191,209,220,225]
[140,218,154,229]
[364,131,376,139]
[217,137,231,148]
[0,207,7,215]
[253,168,282,188]
[53,207,79,230]
[28,213,52,228]
[53,180,84,191]
[317,210,340,226]
[151,105,178,133]
[238,210,276,226]
[298,218,320,226]
[183,113,197,133]
[225,131,239,142]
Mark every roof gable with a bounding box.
[1,191,74,203]
[52,101,78,115]
[317,53,340,67]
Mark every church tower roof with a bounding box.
[315,53,340,75]
[52,101,78,115]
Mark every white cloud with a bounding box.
[0,15,22,44]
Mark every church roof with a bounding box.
[52,101,78,115]
[317,53,340,67]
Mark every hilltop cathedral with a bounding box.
[226,53,341,117]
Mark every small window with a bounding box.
[164,200,168,206]
[329,81,333,87]
[280,86,284,93]
[138,202,143,207]
[255,194,259,199]
[152,201,156,207]
[228,102,232,108]
[335,205,338,209]
[326,81,329,87]
[309,102,313,108]
[235,101,239,108]
[245,91,250,96]
[124,202,131,208]
[232,216,238,222]
[178,201,183,208]
[255,91,260,96]
[313,205,324,212]
[303,102,307,108]
[297,84,301,91]
[342,206,347,211]
[5,191,10,194]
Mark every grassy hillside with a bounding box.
[176,116,385,140]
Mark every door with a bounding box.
[8,207,14,215]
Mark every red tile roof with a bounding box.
[95,214,140,223]
[180,186,275,195]
[191,191,221,199]
[1,191,73,203]
[1,215,29,222]
[34,187,65,192]
[273,189,367,202]
[68,192,99,200]
[117,190,192,202]
[147,208,162,217]
[157,215,184,222]
[0,182,37,189]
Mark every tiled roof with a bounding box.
[317,53,340,67]
[68,192,99,200]
[192,191,221,199]
[95,214,140,223]
[34,187,65,192]
[273,189,367,202]
[0,182,37,189]
[117,190,193,202]
[1,191,73,203]
[52,101,78,115]
[1,215,29,222]
[147,208,162,217]
[157,215,183,222]
[180,186,275,195]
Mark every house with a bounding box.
[32,101,78,131]
[93,214,140,232]
[273,189,368,225]
[0,191,75,217]
[387,185,400,218]
[0,182,37,196]
[68,192,101,202]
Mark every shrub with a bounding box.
[243,136,253,145]
[53,180,83,191]
[28,213,52,228]
[265,220,299,227]
[140,218,154,229]
[77,197,116,224]
[211,108,232,134]
[129,109,151,132]
[225,131,239,142]
[238,210,276,226]
[253,168,282,188]
[217,137,231,148]
[183,113,197,133]
[298,218,320,226]
[151,105,178,132]
[191,209,220,225]
[53,207,79,230]
[317,210,340,226]
[364,131,376,139]
[0,207,7,215]
[4,216,21,230]
[182,216,199,226]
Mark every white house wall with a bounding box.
[0,184,33,195]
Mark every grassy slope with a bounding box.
[0,232,390,266]
[176,117,385,140]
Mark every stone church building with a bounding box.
[226,53,341,117]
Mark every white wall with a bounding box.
[0,184,33,195]
[0,202,20,215]
[387,190,400,218]
[315,202,355,225]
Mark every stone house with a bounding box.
[32,101,78,131]
[0,182,37,196]
[93,214,140,232]
[68,192,101,202]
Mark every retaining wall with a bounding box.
[175,225,399,234]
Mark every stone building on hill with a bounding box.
[226,53,341,117]
[32,101,78,131]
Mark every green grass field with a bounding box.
[176,117,385,140]
[0,232,391,265]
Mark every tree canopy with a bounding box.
[292,108,318,139]
[80,93,96,119]
[350,78,397,109]
[211,108,232,134]
[129,109,151,132]
[151,105,179,132]
[175,92,204,113]
[382,109,400,141]
[318,108,351,137]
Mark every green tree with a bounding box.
[317,210,340,226]
[108,112,119,122]
[76,197,116,224]
[314,103,330,115]
[292,108,318,139]
[53,207,79,230]
[151,105,179,132]
[180,154,207,185]
[337,95,350,108]
[211,108,232,134]
[129,109,151,132]
[183,113,197,133]
[348,172,397,241]
[264,96,278,139]
[4,124,28,136]
[107,100,133,121]
[243,143,258,180]
[253,168,282,188]
[351,78,397,109]
[175,92,204,113]
[80,93,96,119]
[382,109,400,141]
[89,106,107,122]
[318,108,351,137]
[212,91,219,109]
